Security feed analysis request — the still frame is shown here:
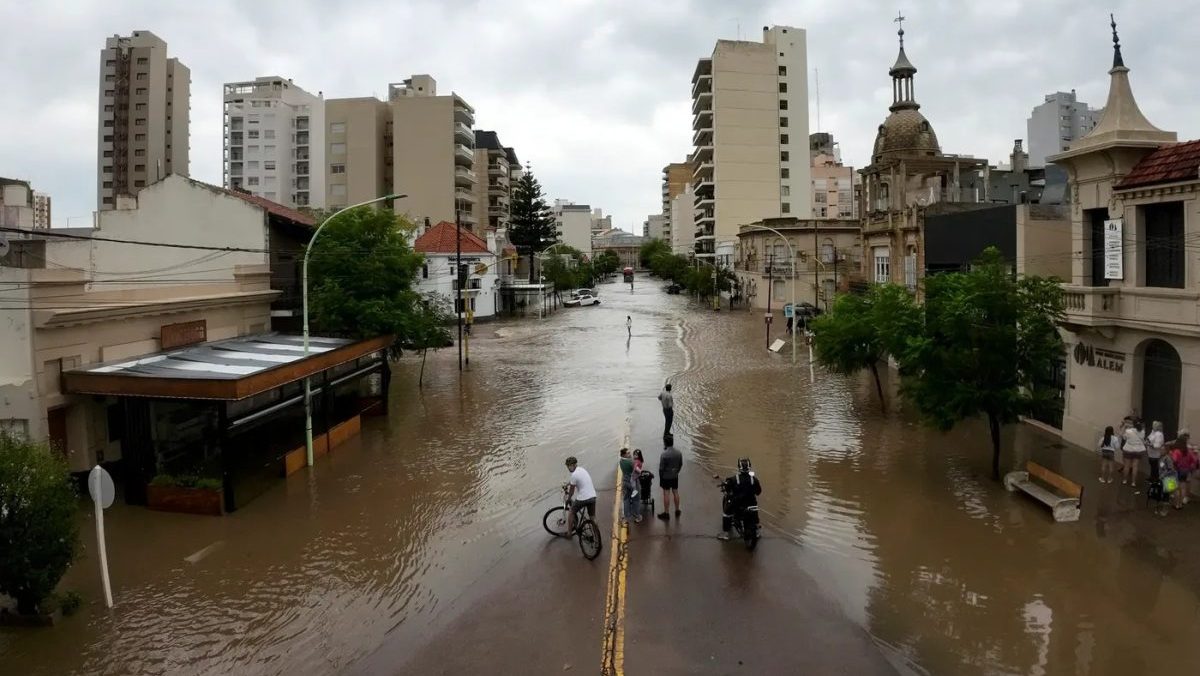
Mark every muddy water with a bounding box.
[2,279,1198,675]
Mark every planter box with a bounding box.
[146,484,224,516]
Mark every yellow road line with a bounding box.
[601,426,631,675]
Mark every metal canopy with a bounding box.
[63,334,392,401]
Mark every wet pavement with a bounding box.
[3,275,1200,675]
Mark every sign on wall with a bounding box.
[1103,218,1123,280]
[160,319,208,350]
[1073,342,1125,373]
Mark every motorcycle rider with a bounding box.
[718,458,762,541]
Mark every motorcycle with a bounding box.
[715,474,761,550]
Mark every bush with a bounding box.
[0,434,80,615]
[58,590,83,616]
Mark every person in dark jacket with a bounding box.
[718,458,762,540]
[657,433,683,520]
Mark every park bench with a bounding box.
[1003,461,1082,522]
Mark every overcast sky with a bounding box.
[2,0,1196,230]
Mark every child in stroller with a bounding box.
[638,468,657,514]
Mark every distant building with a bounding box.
[690,25,811,259]
[590,208,611,238]
[0,178,36,230]
[413,221,499,319]
[593,229,644,269]
[661,162,691,245]
[473,130,513,231]
[32,192,51,229]
[733,217,861,310]
[809,133,856,219]
[223,76,325,209]
[670,185,696,255]
[97,30,190,210]
[1027,90,1103,167]
[552,200,594,254]
[644,214,666,242]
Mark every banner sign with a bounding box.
[1104,218,1123,280]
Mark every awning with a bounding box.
[63,334,392,401]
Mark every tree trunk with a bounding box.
[869,361,887,414]
[419,348,427,387]
[988,410,1002,481]
[528,253,536,283]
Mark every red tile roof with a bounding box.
[413,221,491,255]
[1115,139,1200,190]
[221,188,316,226]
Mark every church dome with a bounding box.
[872,108,941,161]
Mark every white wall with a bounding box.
[671,188,696,255]
[558,209,593,255]
[416,252,499,319]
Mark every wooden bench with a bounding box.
[1003,461,1082,522]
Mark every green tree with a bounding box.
[404,294,454,387]
[307,207,433,357]
[640,239,671,269]
[812,284,920,412]
[900,248,1065,480]
[0,434,79,615]
[595,249,621,277]
[508,171,557,282]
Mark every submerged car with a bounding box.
[564,294,600,307]
[666,284,683,294]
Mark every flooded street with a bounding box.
[3,276,1200,675]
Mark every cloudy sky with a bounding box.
[2,0,1196,230]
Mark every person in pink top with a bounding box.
[1169,430,1198,510]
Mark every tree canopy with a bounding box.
[508,171,557,282]
[307,207,450,356]
[812,283,920,412]
[0,434,79,615]
[639,239,671,268]
[900,248,1065,479]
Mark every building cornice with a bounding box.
[34,289,280,329]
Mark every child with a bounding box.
[632,450,644,498]
[1169,430,1198,510]
[1098,426,1119,484]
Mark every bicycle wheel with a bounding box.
[543,506,570,537]
[577,519,603,560]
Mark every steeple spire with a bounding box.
[889,14,918,112]
[1110,13,1124,68]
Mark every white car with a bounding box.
[571,288,597,299]
[564,294,600,307]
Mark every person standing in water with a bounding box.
[626,315,632,337]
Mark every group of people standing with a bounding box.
[1098,417,1199,514]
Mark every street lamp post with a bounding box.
[302,193,405,467]
[741,224,797,364]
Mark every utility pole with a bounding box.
[765,252,773,349]
[456,209,463,372]
[813,222,820,312]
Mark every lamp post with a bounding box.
[741,224,797,364]
[302,193,405,468]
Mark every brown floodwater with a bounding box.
[2,278,1198,675]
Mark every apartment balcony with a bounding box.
[691,58,712,85]
[455,188,477,203]
[454,99,475,125]
[691,91,713,116]
[455,121,474,144]
[1061,285,1200,332]
[692,109,713,132]
[691,72,712,98]
[695,196,714,212]
[693,177,714,196]
[454,144,475,165]
[695,210,714,226]
[693,161,714,181]
[694,144,713,163]
[230,162,243,176]
[693,127,713,146]
[457,209,478,225]
[455,166,477,186]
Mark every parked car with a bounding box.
[665,284,683,295]
[564,294,600,307]
[571,288,597,299]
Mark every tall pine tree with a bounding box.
[508,168,557,282]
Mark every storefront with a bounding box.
[63,333,391,513]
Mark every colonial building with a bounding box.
[413,221,499,320]
[1051,22,1197,450]
[733,217,861,310]
[859,23,986,291]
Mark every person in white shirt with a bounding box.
[565,456,597,534]
[1147,420,1166,481]
[1121,421,1147,492]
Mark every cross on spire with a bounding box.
[895,11,905,47]
[1110,13,1124,68]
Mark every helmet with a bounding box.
[737,458,752,474]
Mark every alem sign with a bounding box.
[1073,342,1125,373]
[1104,218,1123,280]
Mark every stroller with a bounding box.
[638,470,657,514]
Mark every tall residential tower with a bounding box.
[1027,90,1103,166]
[97,30,189,210]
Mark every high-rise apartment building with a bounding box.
[553,200,594,254]
[690,26,810,258]
[223,76,325,208]
[97,30,189,210]
[324,75,476,227]
[590,208,611,237]
[661,162,691,246]
[473,131,512,231]
[644,214,667,242]
[670,185,696,255]
[1027,90,1103,167]
[809,133,856,219]
[32,192,51,229]
[389,76,478,228]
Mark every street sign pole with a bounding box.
[88,466,115,609]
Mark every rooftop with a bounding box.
[1114,139,1200,190]
[222,188,316,226]
[413,221,491,255]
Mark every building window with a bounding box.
[1143,202,1185,288]
[137,57,148,65]
[422,264,428,279]
[103,150,113,158]
[264,161,275,171]
[779,99,788,110]
[134,148,145,157]
[779,117,788,127]
[781,168,789,179]
[105,74,114,82]
[136,88,147,95]
[135,103,146,111]
[873,247,891,283]
[778,66,787,76]
[103,104,113,112]
[331,143,346,155]
[103,120,114,128]
[248,130,259,139]
[779,83,788,93]
[135,118,146,126]
[780,134,789,145]
[136,72,147,80]
[904,248,918,290]
[102,197,114,205]
[135,133,145,141]
[103,181,112,188]
[781,185,790,197]
[815,192,827,204]
[134,180,145,187]
[781,203,790,214]
[330,163,345,174]
[821,239,835,263]
[135,164,145,172]
[247,176,259,186]
[263,129,275,139]
[330,122,346,133]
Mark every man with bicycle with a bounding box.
[565,456,597,534]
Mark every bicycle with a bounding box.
[543,484,603,560]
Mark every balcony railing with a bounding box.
[1061,285,1200,329]
[455,121,474,143]
[455,166,476,186]
[454,144,475,165]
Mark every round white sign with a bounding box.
[88,465,115,509]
